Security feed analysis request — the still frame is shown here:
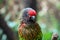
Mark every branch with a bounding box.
[0,14,17,40]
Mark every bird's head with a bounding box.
[21,8,37,24]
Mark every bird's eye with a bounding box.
[23,11,28,17]
[26,13,29,16]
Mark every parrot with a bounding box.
[18,8,42,40]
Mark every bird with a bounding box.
[18,8,42,40]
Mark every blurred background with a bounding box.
[0,0,60,40]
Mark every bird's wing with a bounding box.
[34,23,43,40]
[18,23,26,40]
[19,35,25,40]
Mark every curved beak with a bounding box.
[30,16,35,21]
[31,16,35,20]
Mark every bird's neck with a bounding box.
[21,21,35,25]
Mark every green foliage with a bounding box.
[43,32,52,40]
[0,0,4,4]
[56,2,60,10]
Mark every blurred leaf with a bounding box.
[0,0,4,4]
[1,34,7,40]
[56,2,60,10]
[43,32,52,40]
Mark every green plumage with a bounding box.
[18,23,42,40]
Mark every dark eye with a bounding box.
[26,13,29,17]
[22,11,29,18]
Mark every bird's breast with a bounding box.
[18,23,41,40]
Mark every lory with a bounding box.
[18,8,42,40]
